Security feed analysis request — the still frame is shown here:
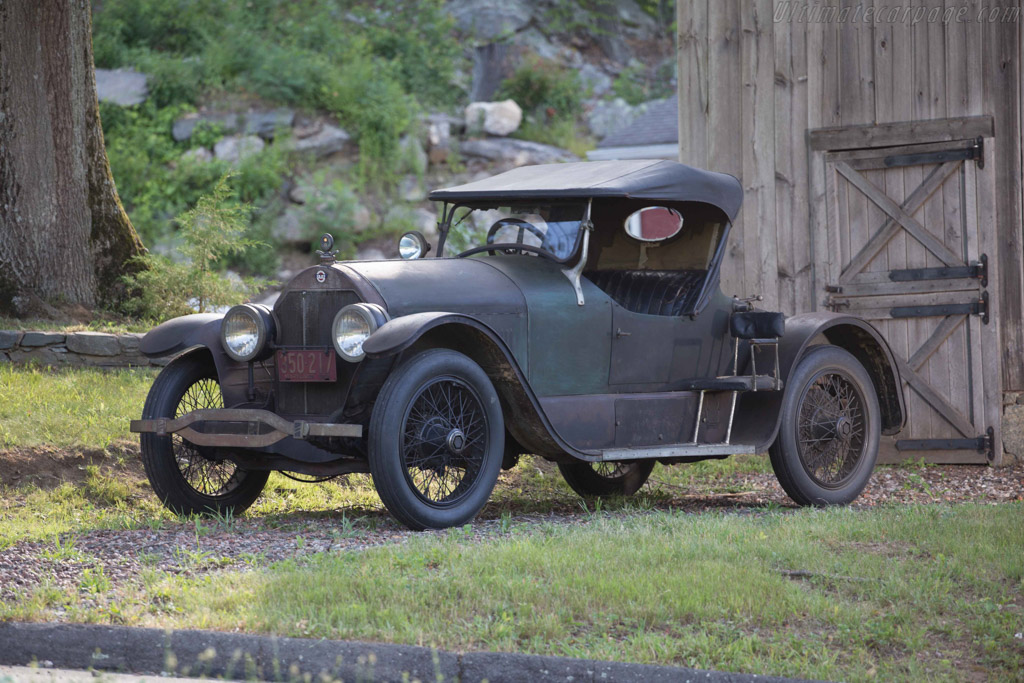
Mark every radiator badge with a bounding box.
[315,269,327,283]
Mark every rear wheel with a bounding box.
[769,345,880,506]
[369,349,504,530]
[140,355,268,516]
[558,460,654,497]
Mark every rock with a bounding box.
[172,112,240,142]
[399,135,428,176]
[459,137,577,166]
[356,247,387,261]
[515,28,564,62]
[415,208,440,238]
[245,108,296,139]
[181,147,213,163]
[1003,405,1024,461]
[465,100,523,137]
[286,123,350,159]
[20,332,65,347]
[95,68,148,106]
[469,43,513,102]
[66,332,120,357]
[272,207,308,245]
[426,118,452,165]
[400,175,427,202]
[0,331,22,350]
[579,63,613,98]
[587,97,647,138]
[117,334,144,352]
[352,204,373,233]
[288,182,309,205]
[213,134,265,164]
[446,0,532,40]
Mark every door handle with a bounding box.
[615,328,631,338]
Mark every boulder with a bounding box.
[465,100,523,137]
[399,135,428,176]
[356,247,387,261]
[213,135,265,164]
[459,137,577,166]
[20,332,65,347]
[515,28,564,62]
[286,123,350,159]
[469,43,513,102]
[0,331,22,350]
[587,97,647,139]
[172,113,240,142]
[181,147,213,163]
[446,0,532,40]
[352,204,373,233]
[272,207,308,245]
[66,332,120,357]
[95,68,148,106]
[245,108,296,139]
[579,63,613,98]
[415,208,440,239]
[118,334,144,352]
[400,175,427,203]
[426,118,452,165]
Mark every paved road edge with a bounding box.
[0,621,813,682]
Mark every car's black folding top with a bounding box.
[428,159,743,221]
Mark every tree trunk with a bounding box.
[0,0,144,311]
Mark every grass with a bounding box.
[2,502,1021,681]
[0,317,152,334]
[0,365,156,450]
[1,366,1021,680]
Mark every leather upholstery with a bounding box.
[584,269,707,316]
[730,311,785,339]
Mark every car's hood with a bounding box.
[338,257,527,318]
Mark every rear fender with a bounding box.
[363,312,594,461]
[731,312,905,451]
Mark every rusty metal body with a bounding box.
[132,160,905,478]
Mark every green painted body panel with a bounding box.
[479,256,612,396]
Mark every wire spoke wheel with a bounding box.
[171,377,246,497]
[796,370,867,489]
[400,376,488,506]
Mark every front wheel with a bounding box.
[769,345,880,506]
[369,349,504,530]
[140,355,268,516]
[558,460,654,497]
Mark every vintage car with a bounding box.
[131,160,905,530]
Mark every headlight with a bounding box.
[221,304,274,362]
[332,303,389,362]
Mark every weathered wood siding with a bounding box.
[677,0,1023,390]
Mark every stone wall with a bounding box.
[1002,391,1024,465]
[0,330,169,368]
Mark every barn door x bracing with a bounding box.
[818,135,1002,464]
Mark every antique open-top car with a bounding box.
[131,160,905,530]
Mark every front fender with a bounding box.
[362,311,498,359]
[139,313,223,358]
[731,311,905,452]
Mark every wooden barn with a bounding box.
[675,1,1023,464]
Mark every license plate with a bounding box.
[276,349,337,382]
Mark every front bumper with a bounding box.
[130,409,362,448]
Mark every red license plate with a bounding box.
[276,349,337,382]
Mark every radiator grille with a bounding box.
[273,289,360,416]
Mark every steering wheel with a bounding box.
[485,218,546,255]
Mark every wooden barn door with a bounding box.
[817,135,1002,464]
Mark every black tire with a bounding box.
[368,349,504,530]
[558,460,655,497]
[140,355,268,516]
[769,345,881,506]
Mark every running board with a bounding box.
[599,442,758,461]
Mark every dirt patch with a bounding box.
[0,442,143,490]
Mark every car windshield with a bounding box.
[445,203,586,261]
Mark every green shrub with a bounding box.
[121,176,267,321]
[612,60,675,106]
[496,57,584,123]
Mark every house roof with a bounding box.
[597,96,679,149]
[429,159,743,220]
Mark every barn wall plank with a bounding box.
[808,116,995,150]
[677,0,708,169]
[773,4,796,314]
[707,1,745,299]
